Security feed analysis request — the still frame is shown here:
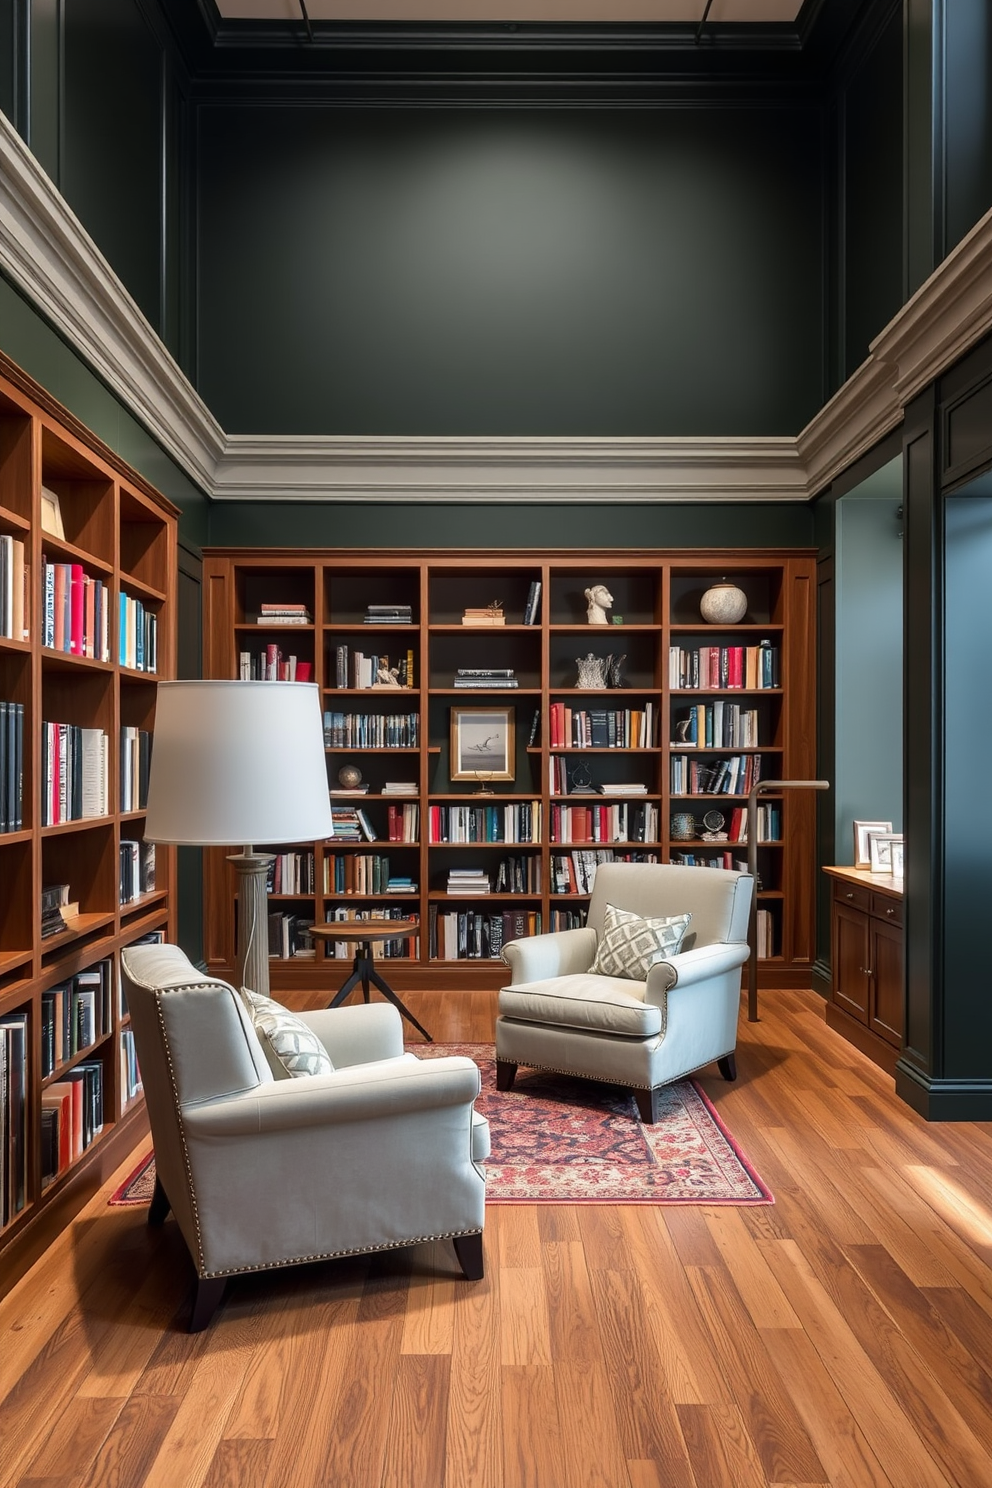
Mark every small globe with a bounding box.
[337,764,363,790]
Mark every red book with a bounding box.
[42,1085,73,1173]
[295,660,312,682]
[388,804,400,841]
[70,564,85,655]
[728,646,744,688]
[83,577,96,658]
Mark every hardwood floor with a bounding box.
[4,986,992,1488]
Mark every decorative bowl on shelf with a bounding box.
[699,579,748,624]
[670,812,696,841]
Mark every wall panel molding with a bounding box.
[2,107,991,506]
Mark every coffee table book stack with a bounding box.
[0,351,178,1300]
[201,550,815,995]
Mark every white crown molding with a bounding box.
[3,103,991,507]
[871,207,992,405]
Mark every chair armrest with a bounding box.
[298,1003,404,1067]
[181,1056,481,1138]
[645,941,750,1004]
[501,927,597,985]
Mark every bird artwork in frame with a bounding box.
[450,707,515,784]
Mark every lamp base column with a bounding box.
[229,851,275,998]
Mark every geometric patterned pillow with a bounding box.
[240,988,334,1080]
[590,903,691,981]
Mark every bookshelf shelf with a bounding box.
[0,350,177,1299]
[202,548,815,992]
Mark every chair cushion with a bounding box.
[589,903,691,981]
[240,989,335,1079]
[499,974,663,1037]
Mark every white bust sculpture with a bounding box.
[584,584,613,625]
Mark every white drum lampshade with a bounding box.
[144,681,332,995]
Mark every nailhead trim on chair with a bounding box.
[198,1227,486,1280]
[504,1056,653,1090]
[151,986,210,1273]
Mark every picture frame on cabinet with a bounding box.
[854,819,892,868]
[868,831,902,874]
[890,839,904,879]
[450,706,515,783]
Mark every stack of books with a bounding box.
[382,781,417,795]
[461,605,504,627]
[256,602,311,625]
[452,668,518,688]
[597,782,648,795]
[365,604,412,625]
[446,868,491,895]
[386,875,418,894]
[41,883,71,940]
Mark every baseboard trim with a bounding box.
[894,1060,992,1121]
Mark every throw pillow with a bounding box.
[240,987,334,1079]
[590,903,691,981]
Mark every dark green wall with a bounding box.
[944,0,992,253]
[205,500,813,550]
[195,104,824,438]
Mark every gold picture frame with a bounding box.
[450,706,515,783]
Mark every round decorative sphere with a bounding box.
[670,812,696,841]
[337,764,363,790]
[699,580,748,625]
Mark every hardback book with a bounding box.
[460,615,505,627]
[523,580,542,625]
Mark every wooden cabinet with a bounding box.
[0,352,177,1298]
[202,549,816,993]
[824,867,904,1072]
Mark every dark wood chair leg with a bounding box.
[634,1086,660,1123]
[148,1174,171,1226]
[717,1052,738,1082]
[495,1058,518,1092]
[452,1232,484,1281]
[189,1276,227,1333]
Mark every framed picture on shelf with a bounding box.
[854,819,892,868]
[40,485,65,539]
[450,706,515,783]
[891,839,905,879]
[868,831,903,874]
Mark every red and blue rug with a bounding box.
[110,1042,771,1207]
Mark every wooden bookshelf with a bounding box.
[201,550,816,993]
[0,352,177,1297]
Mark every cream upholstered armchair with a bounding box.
[497,862,753,1122]
[121,943,488,1331]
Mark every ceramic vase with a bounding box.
[700,580,748,624]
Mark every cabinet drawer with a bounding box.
[833,881,871,914]
[871,892,903,928]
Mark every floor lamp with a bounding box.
[746,778,829,1023]
[143,680,332,1000]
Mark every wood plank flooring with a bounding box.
[4,986,992,1488]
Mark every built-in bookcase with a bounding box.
[202,549,815,993]
[0,352,177,1298]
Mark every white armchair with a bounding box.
[121,943,488,1330]
[497,862,753,1122]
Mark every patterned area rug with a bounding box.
[109,1042,771,1207]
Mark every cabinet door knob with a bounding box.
[845,891,854,899]
[886,907,896,916]
[861,967,873,977]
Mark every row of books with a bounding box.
[0,700,24,833]
[669,642,779,691]
[673,702,760,749]
[549,801,659,845]
[324,853,412,895]
[551,849,659,896]
[493,854,542,893]
[0,533,27,641]
[549,907,588,931]
[0,1012,28,1227]
[41,561,111,660]
[327,798,420,844]
[427,801,541,844]
[329,805,377,841]
[119,839,155,904]
[41,1061,104,1187]
[669,852,750,872]
[266,850,317,895]
[120,727,151,813]
[428,906,541,960]
[702,803,781,843]
[41,723,108,825]
[118,593,158,673]
[41,960,114,1077]
[322,906,419,957]
[333,645,415,689]
[239,646,313,682]
[670,753,763,797]
[548,702,657,749]
[268,912,316,959]
[322,711,419,748]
